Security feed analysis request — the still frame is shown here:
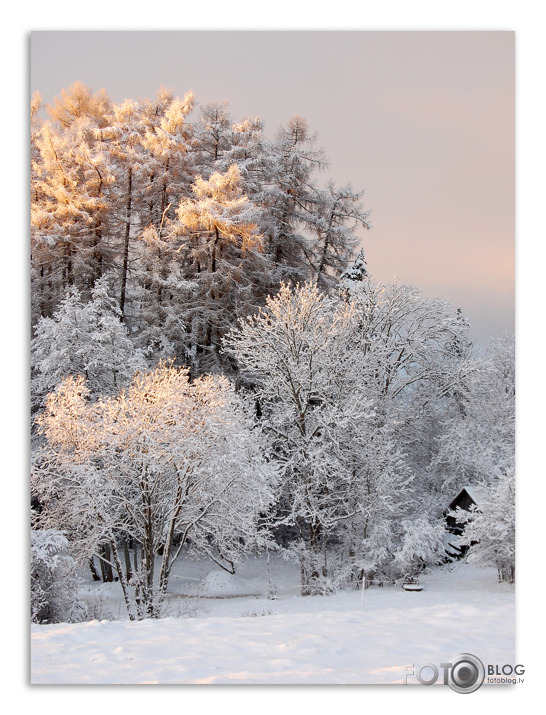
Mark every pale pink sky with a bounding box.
[30,31,514,343]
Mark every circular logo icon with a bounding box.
[448,653,485,694]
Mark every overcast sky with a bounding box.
[30,30,514,344]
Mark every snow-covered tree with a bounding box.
[138,87,195,232]
[33,363,277,619]
[128,223,193,363]
[190,101,233,175]
[332,404,416,584]
[177,163,263,272]
[451,468,515,583]
[94,97,152,320]
[174,163,266,374]
[309,182,370,289]
[219,116,266,188]
[224,282,359,592]
[31,278,145,411]
[255,116,327,286]
[31,82,116,320]
[339,277,475,516]
[392,518,448,580]
[340,248,368,282]
[343,278,470,401]
[431,332,515,495]
[30,529,84,624]
[224,278,474,589]
[31,86,372,375]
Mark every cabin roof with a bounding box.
[448,485,487,509]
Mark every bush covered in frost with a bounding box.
[31,529,84,624]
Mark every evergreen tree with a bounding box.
[340,248,368,282]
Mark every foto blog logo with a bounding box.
[405,653,485,693]
[405,653,525,693]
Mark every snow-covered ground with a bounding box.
[31,558,515,685]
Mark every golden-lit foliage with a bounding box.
[141,88,195,160]
[31,82,368,375]
[177,164,262,253]
[47,81,111,129]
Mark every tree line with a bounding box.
[31,82,369,378]
[30,84,515,622]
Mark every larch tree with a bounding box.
[189,101,233,176]
[94,97,151,321]
[256,116,327,287]
[31,83,116,322]
[31,86,374,371]
[308,181,370,290]
[175,163,266,374]
[218,115,266,187]
[139,87,195,233]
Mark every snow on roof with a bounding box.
[454,485,488,506]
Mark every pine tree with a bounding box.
[340,248,368,282]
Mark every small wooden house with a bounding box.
[444,486,484,559]
[445,486,481,535]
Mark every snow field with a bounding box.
[31,561,514,685]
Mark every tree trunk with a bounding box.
[120,167,132,320]
[211,226,220,273]
[88,557,101,582]
[123,537,133,583]
[109,538,136,620]
[98,543,114,582]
